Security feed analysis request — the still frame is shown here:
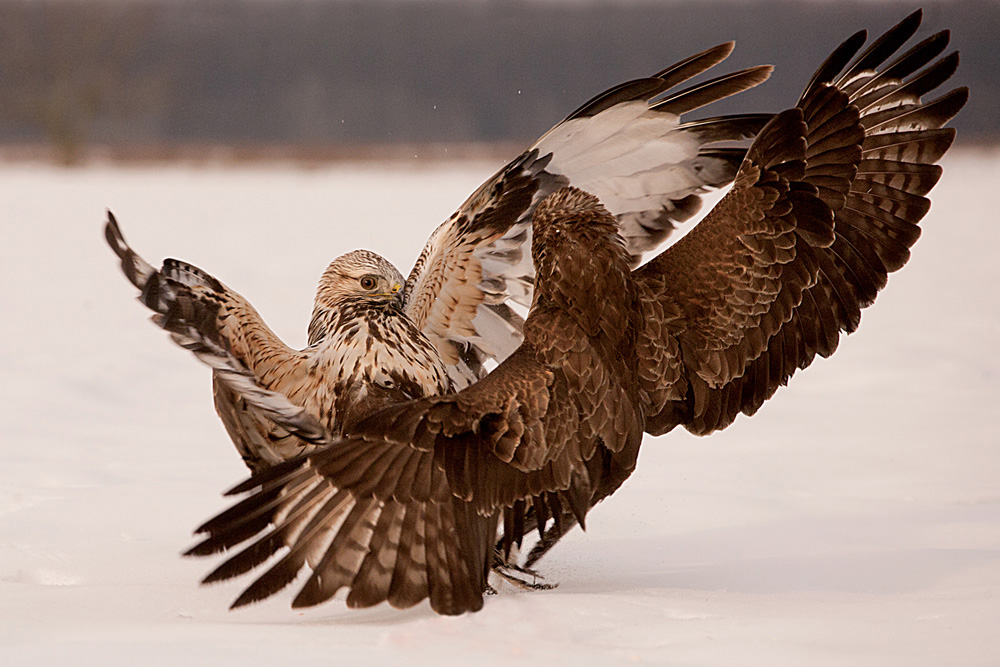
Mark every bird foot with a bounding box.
[491,560,558,591]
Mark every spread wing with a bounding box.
[404,42,774,387]
[635,10,967,436]
[105,215,327,469]
[186,189,644,616]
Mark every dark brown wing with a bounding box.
[635,10,967,436]
[186,189,644,615]
[522,11,969,568]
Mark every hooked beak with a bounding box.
[377,283,404,306]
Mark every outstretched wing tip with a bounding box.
[103,211,125,253]
[637,9,963,436]
[229,591,260,611]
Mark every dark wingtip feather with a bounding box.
[229,589,260,610]
[184,535,225,557]
[799,29,868,103]
[104,209,124,248]
[199,535,283,584]
[223,456,305,497]
[842,9,923,80]
[564,78,669,121]
[653,65,773,117]
[104,212,128,259]
[903,51,960,101]
[565,481,590,531]
[944,86,970,122]
[652,41,735,84]
[104,219,122,256]
[862,86,968,135]
[229,565,301,610]
[105,210,158,291]
[193,486,284,537]
[881,30,951,83]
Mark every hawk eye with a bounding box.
[359,276,377,290]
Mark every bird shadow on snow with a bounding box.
[544,505,1000,598]
[212,594,441,627]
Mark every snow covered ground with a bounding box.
[1,151,998,665]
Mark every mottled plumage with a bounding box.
[105,237,453,470]
[109,12,965,616]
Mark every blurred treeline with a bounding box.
[0,0,995,164]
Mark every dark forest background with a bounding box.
[0,0,995,164]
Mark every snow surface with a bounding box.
[1,151,998,665]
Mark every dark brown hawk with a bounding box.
[108,11,966,615]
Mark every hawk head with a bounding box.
[314,249,406,310]
[307,250,408,344]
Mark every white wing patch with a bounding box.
[403,48,773,385]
